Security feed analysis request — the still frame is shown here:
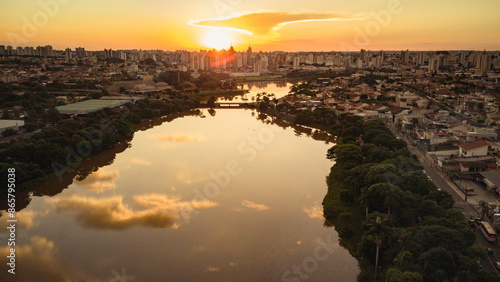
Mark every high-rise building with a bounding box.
[416,53,425,66]
[360,49,369,66]
[401,49,409,65]
[76,47,86,58]
[476,50,491,74]
[190,52,200,70]
[119,51,127,61]
[65,48,72,62]
[236,53,243,68]
[104,49,114,59]
[429,55,440,73]
[439,55,448,66]
[242,52,248,66]
[494,55,500,70]
[345,56,352,68]
[0,45,5,56]
[16,47,23,56]
[293,56,300,68]
[24,46,33,56]
[44,45,52,57]
[254,56,268,74]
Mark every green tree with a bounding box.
[365,215,392,278]
[415,225,466,254]
[419,247,455,281]
[46,107,61,125]
[384,184,404,215]
[478,200,490,220]
[207,96,216,108]
[365,163,398,186]
[333,144,363,170]
[385,268,423,282]
[1,128,17,137]
[2,109,12,119]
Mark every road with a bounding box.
[389,123,500,274]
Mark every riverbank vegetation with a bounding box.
[257,97,498,280]
[323,115,496,281]
[0,95,201,196]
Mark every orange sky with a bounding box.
[1,0,499,51]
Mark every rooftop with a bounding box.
[458,139,490,151]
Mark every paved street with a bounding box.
[388,124,500,274]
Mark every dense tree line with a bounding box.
[321,114,497,281]
[255,91,489,279]
[0,95,200,195]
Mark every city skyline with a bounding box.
[1,0,499,52]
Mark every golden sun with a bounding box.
[202,29,232,50]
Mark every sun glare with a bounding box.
[202,30,232,50]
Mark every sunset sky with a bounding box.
[1,0,499,51]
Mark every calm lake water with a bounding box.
[0,84,359,281]
[217,81,293,103]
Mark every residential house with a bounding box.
[458,139,489,157]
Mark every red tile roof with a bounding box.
[458,139,489,151]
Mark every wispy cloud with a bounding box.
[241,200,269,211]
[303,204,323,219]
[75,169,120,193]
[0,236,75,281]
[0,209,48,230]
[189,11,363,38]
[49,194,217,230]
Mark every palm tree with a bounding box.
[360,188,371,219]
[383,185,402,215]
[365,215,392,278]
[478,200,490,220]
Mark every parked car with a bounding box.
[486,248,494,255]
[495,262,500,270]
[466,187,475,195]
[468,219,476,227]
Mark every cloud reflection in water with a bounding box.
[49,194,217,230]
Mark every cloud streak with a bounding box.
[241,200,269,211]
[49,194,217,230]
[189,11,362,38]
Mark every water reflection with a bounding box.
[217,81,293,103]
[241,200,270,211]
[0,108,358,281]
[149,134,202,143]
[0,209,47,230]
[253,112,336,144]
[49,194,217,230]
[303,204,324,219]
[0,141,130,212]
[0,236,75,281]
[75,169,120,193]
